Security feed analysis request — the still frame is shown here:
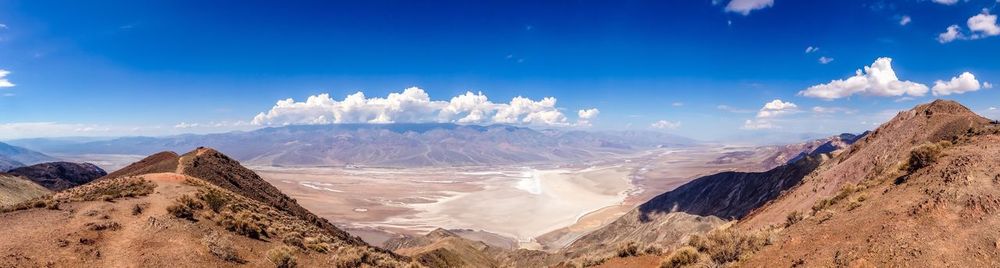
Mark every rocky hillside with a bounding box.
[0,175,50,206]
[560,153,826,263]
[732,100,1000,266]
[0,148,412,267]
[5,162,107,191]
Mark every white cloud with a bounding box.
[725,0,774,15]
[931,72,984,96]
[938,10,1000,43]
[576,108,600,127]
[252,87,592,127]
[900,15,912,26]
[798,57,928,100]
[743,99,797,130]
[818,56,834,64]
[0,70,14,88]
[938,25,964,43]
[756,99,798,118]
[651,120,681,129]
[985,82,993,89]
[968,10,1000,38]
[932,0,958,5]
[577,108,599,119]
[805,46,819,53]
[672,102,684,107]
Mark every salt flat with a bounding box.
[250,145,777,250]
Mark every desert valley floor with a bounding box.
[57,145,783,252]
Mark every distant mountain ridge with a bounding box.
[0,142,55,171]
[10,123,695,167]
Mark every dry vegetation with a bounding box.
[171,178,412,267]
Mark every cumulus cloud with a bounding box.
[756,99,798,118]
[938,10,1000,43]
[938,25,964,43]
[725,0,774,15]
[576,108,600,127]
[252,87,594,127]
[932,0,959,5]
[798,57,928,100]
[968,10,1000,37]
[651,120,681,129]
[805,46,819,53]
[985,82,994,89]
[743,99,798,130]
[818,56,834,64]
[0,70,14,88]
[900,15,912,26]
[932,72,985,96]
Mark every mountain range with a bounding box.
[8,124,694,167]
[2,100,998,267]
[0,141,56,171]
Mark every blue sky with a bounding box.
[0,0,998,142]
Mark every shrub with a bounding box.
[282,232,305,249]
[785,211,804,227]
[907,142,943,173]
[687,229,768,265]
[661,246,702,268]
[199,189,229,213]
[644,245,664,255]
[202,232,243,263]
[617,241,640,257]
[131,203,144,215]
[267,246,297,268]
[222,211,267,239]
[167,195,203,220]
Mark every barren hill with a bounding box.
[732,100,1000,266]
[0,148,411,267]
[5,162,107,191]
[0,175,50,206]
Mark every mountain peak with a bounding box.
[913,99,977,117]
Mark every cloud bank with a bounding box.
[251,87,598,127]
[798,57,928,100]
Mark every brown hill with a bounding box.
[0,148,412,267]
[0,174,50,206]
[731,100,1000,266]
[741,99,992,229]
[387,228,564,268]
[5,162,107,191]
